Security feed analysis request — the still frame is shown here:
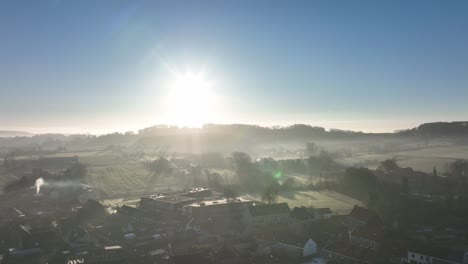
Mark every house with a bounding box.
[75,199,108,224]
[140,195,195,212]
[247,203,291,227]
[345,205,382,229]
[260,238,317,262]
[322,240,379,264]
[176,187,221,200]
[289,207,316,235]
[290,206,314,221]
[401,245,468,264]
[143,249,170,264]
[184,198,253,234]
[313,208,333,219]
[289,206,333,234]
[349,224,384,250]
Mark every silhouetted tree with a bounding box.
[306,142,319,156]
[223,187,238,199]
[205,170,222,190]
[378,159,399,172]
[342,167,379,198]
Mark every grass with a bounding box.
[339,145,468,173]
[397,157,452,173]
[277,190,363,214]
[84,164,152,197]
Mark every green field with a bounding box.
[339,145,468,173]
[37,150,169,198]
[30,144,468,203]
[276,190,363,214]
[85,164,151,196]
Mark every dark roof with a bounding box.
[350,225,384,241]
[314,208,332,214]
[324,241,379,263]
[248,203,290,217]
[289,206,313,220]
[349,205,381,225]
[171,250,211,264]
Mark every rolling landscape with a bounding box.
[2,1,468,263]
[1,122,467,207]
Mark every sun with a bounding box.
[165,70,217,127]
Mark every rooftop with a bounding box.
[186,197,252,207]
[324,241,378,263]
[105,245,123,251]
[408,244,465,263]
[349,205,382,225]
[145,195,195,204]
[314,208,332,214]
[248,203,290,217]
[290,206,314,220]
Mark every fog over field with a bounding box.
[2,1,468,262]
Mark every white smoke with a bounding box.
[35,177,44,194]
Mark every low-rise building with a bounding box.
[345,205,382,230]
[184,198,253,234]
[140,195,195,212]
[313,208,333,219]
[271,238,318,260]
[349,225,384,250]
[247,203,291,227]
[322,241,379,264]
[289,206,333,234]
[401,245,468,264]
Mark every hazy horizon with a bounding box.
[3,115,468,135]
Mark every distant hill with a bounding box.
[1,122,468,155]
[396,121,468,138]
[0,131,34,137]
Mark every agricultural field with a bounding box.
[396,157,453,173]
[84,164,151,197]
[339,145,468,173]
[85,163,183,198]
[35,150,176,198]
[276,190,363,214]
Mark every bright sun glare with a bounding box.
[166,70,217,127]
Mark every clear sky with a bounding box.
[1,0,467,134]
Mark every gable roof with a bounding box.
[290,206,314,220]
[349,205,381,225]
[323,241,378,264]
[248,203,290,217]
[314,208,332,214]
[350,225,384,242]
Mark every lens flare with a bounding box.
[165,70,217,127]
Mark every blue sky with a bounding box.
[1,0,467,133]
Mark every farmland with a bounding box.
[338,145,468,173]
[13,142,467,209]
[276,190,363,214]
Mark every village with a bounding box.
[2,170,468,264]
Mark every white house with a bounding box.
[303,238,318,257]
[401,248,468,264]
[270,238,318,259]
